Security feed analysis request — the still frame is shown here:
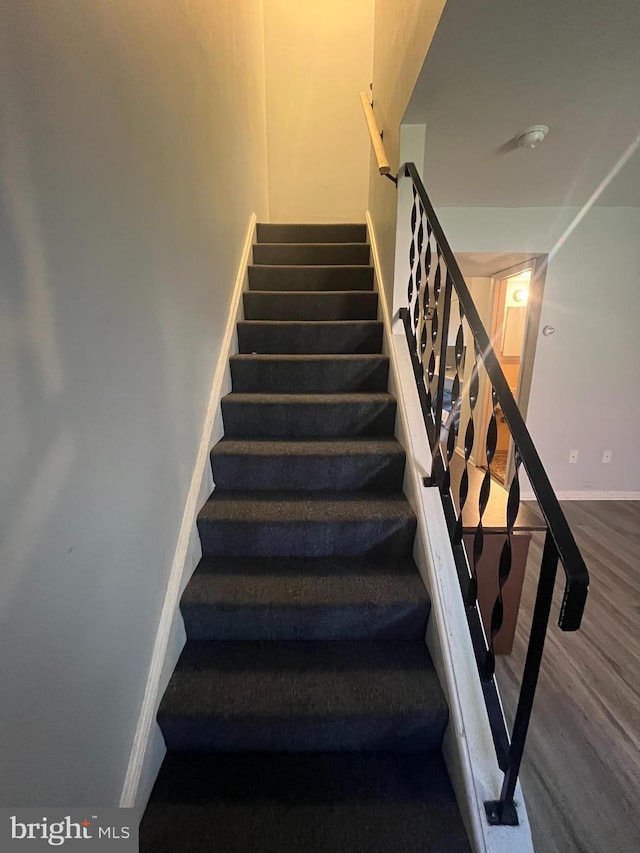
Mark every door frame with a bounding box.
[473,255,547,483]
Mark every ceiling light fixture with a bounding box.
[517,125,549,149]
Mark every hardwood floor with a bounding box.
[496,501,640,853]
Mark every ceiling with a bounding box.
[456,252,538,279]
[404,0,640,207]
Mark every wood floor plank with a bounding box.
[496,501,640,853]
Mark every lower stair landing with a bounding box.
[140,752,471,853]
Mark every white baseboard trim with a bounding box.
[521,489,640,501]
[367,211,534,853]
[119,213,257,813]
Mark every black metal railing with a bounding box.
[398,162,589,825]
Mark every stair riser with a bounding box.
[248,266,373,292]
[253,244,371,266]
[211,451,405,491]
[256,223,367,243]
[237,321,383,354]
[181,603,428,641]
[243,292,378,321]
[221,399,396,437]
[197,517,416,558]
[229,358,389,393]
[158,714,446,753]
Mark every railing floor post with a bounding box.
[485,530,558,825]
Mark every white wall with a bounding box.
[0,0,268,806]
[263,0,374,222]
[368,0,446,306]
[437,207,640,494]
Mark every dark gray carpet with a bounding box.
[237,320,383,354]
[140,752,470,853]
[221,392,397,437]
[248,264,374,290]
[196,490,417,558]
[256,222,367,243]
[210,437,406,490]
[140,222,471,851]
[243,289,379,320]
[229,353,389,393]
[157,640,448,752]
[180,556,429,641]
[253,242,371,266]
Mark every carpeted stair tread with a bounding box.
[221,392,396,437]
[197,491,416,559]
[256,223,367,243]
[157,640,448,752]
[229,353,389,393]
[244,290,378,320]
[183,555,426,605]
[180,556,429,640]
[253,242,371,266]
[140,752,471,853]
[198,490,414,524]
[210,437,405,490]
[237,320,383,354]
[212,436,404,459]
[248,265,374,291]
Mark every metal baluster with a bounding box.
[454,357,478,553]
[486,528,560,826]
[432,253,449,441]
[413,201,425,343]
[407,187,419,355]
[473,379,498,678]
[424,222,435,407]
[425,230,437,427]
[443,318,461,495]
[419,214,432,413]
[487,448,522,679]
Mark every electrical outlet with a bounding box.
[568,449,579,464]
[602,450,612,464]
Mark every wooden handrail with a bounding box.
[359,92,391,176]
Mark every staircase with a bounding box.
[140,224,471,852]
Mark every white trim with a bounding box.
[367,211,534,853]
[119,213,257,812]
[521,489,640,501]
[367,213,433,482]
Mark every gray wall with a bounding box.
[0,0,268,806]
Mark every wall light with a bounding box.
[512,287,529,304]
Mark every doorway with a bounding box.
[455,254,547,488]
[477,258,545,486]
[489,268,531,482]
